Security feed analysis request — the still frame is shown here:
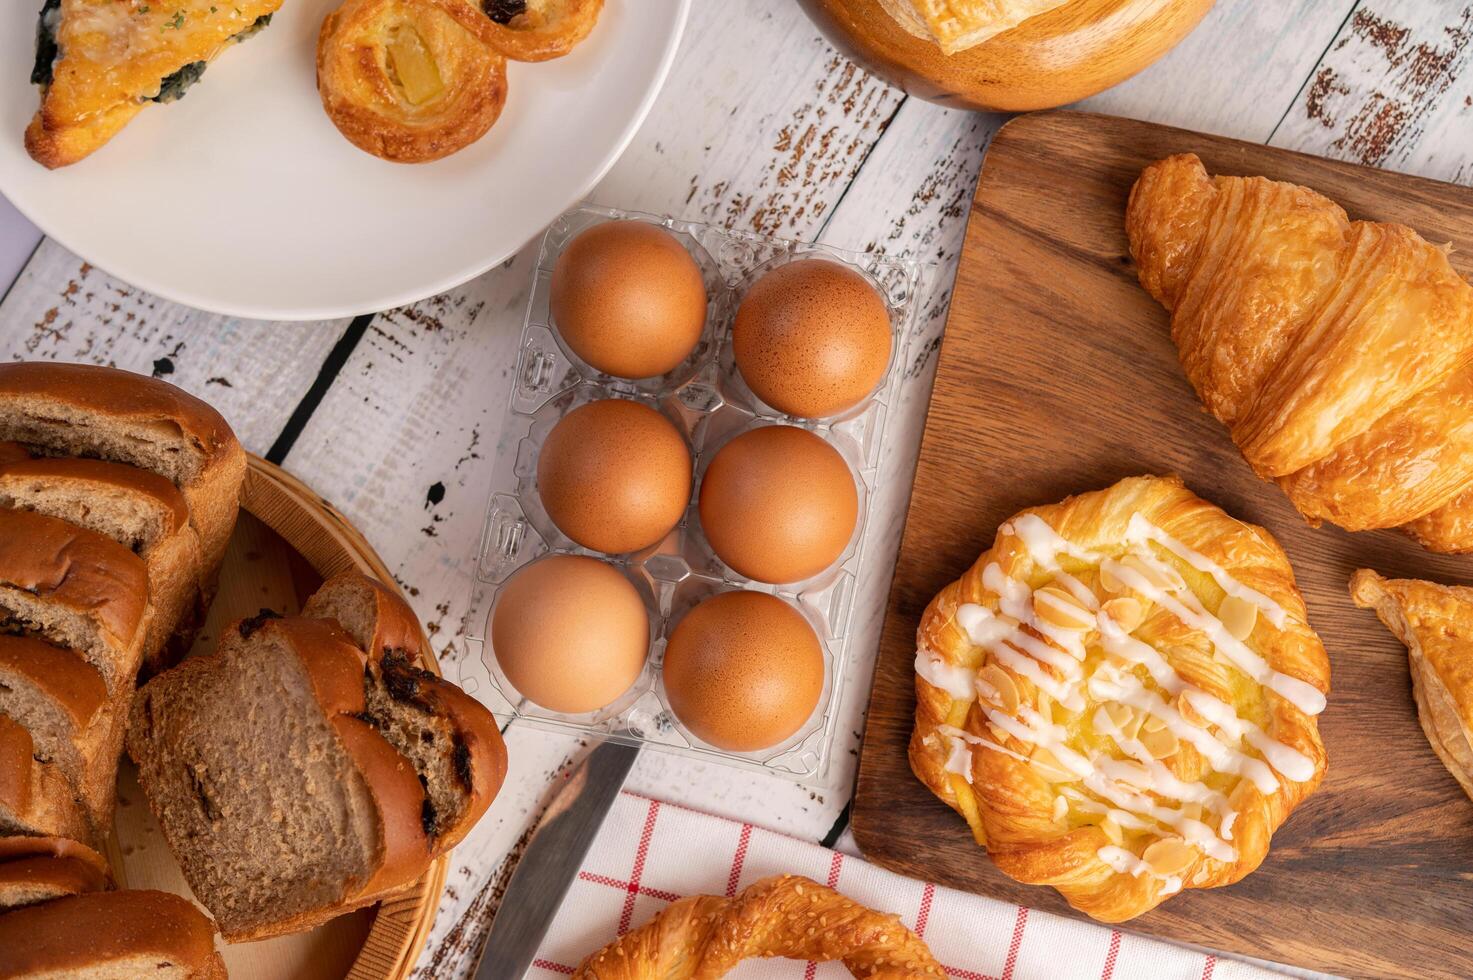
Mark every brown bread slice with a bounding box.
[0,718,92,846]
[0,836,110,913]
[304,571,509,850]
[0,449,205,674]
[0,890,225,979]
[0,508,148,695]
[0,636,116,831]
[0,362,246,577]
[127,615,431,941]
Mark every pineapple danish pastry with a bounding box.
[911,475,1329,922]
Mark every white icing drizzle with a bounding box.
[1125,514,1290,629]
[913,508,1326,887]
[1102,553,1325,716]
[914,650,977,701]
[1097,845,1183,895]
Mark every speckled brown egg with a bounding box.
[491,555,649,714]
[698,425,858,584]
[732,259,892,418]
[662,590,824,752]
[537,399,692,554]
[549,221,708,379]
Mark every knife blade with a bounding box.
[471,737,640,980]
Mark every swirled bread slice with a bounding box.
[0,889,225,979]
[0,718,92,847]
[0,448,203,675]
[0,508,147,695]
[0,362,245,583]
[0,836,109,913]
[26,0,284,168]
[305,571,508,850]
[127,615,432,941]
[0,636,116,832]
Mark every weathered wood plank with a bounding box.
[1081,0,1360,141]
[0,239,350,453]
[1271,1,1473,183]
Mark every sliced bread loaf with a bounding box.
[0,718,92,846]
[0,836,109,913]
[0,636,116,831]
[0,508,148,694]
[0,449,205,674]
[0,362,246,576]
[0,890,226,979]
[304,572,508,850]
[127,616,431,941]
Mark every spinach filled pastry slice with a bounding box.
[911,475,1329,921]
[27,0,283,169]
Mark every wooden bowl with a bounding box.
[111,456,445,980]
[796,0,1214,111]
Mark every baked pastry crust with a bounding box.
[481,0,603,62]
[1350,570,1473,801]
[1126,154,1473,552]
[875,0,1068,54]
[572,874,943,978]
[911,474,1328,921]
[27,0,283,168]
[317,0,509,163]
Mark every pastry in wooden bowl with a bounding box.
[1126,153,1473,553]
[1350,570,1473,802]
[911,475,1328,922]
[876,0,1070,53]
[27,0,283,168]
[317,0,509,163]
[572,874,943,978]
[481,0,604,61]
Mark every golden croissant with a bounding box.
[911,475,1329,922]
[572,874,943,979]
[1126,154,1473,552]
[1351,570,1473,802]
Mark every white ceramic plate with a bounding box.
[0,0,687,319]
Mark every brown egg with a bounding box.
[732,258,892,418]
[549,221,708,379]
[698,425,858,584]
[662,591,824,752]
[537,399,692,554]
[491,555,649,714]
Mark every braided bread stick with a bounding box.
[573,874,943,979]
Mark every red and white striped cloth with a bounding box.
[528,792,1286,979]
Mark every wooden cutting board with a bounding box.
[852,110,1473,980]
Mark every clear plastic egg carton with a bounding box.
[463,203,923,784]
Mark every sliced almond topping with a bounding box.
[1030,747,1078,783]
[1052,796,1069,824]
[1176,693,1206,728]
[1179,802,1204,823]
[1101,596,1148,634]
[987,722,1010,743]
[1190,866,1211,885]
[1099,562,1127,595]
[1036,689,1055,725]
[1032,586,1094,631]
[1121,706,1147,741]
[1103,701,1134,731]
[1142,838,1195,877]
[1141,712,1167,733]
[1219,594,1258,641]
[978,664,1020,713]
[1141,725,1180,760]
[1099,816,1124,846]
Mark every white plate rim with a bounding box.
[0,0,690,322]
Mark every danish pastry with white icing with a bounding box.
[911,474,1329,922]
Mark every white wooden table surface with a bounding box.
[2,1,1470,976]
